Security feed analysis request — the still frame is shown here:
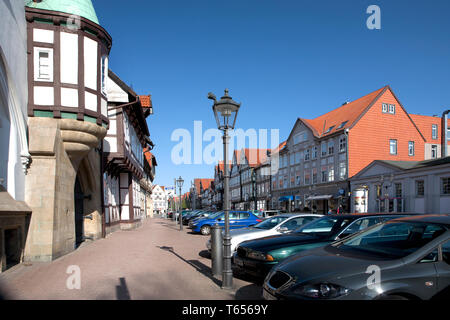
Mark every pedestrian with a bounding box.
[327,208,333,215]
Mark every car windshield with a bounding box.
[253,216,289,229]
[207,211,223,219]
[294,216,350,237]
[336,221,448,259]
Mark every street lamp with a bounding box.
[177,176,184,231]
[209,88,240,289]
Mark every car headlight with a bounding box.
[292,283,351,299]
[247,251,275,261]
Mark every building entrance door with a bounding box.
[74,176,84,248]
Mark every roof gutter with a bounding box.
[442,110,450,158]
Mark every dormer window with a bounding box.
[337,121,348,129]
[324,125,335,134]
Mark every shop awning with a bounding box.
[306,195,333,201]
[278,196,294,201]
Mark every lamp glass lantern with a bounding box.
[209,89,241,131]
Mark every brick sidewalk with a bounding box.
[0,217,262,300]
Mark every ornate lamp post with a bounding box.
[177,176,184,231]
[208,89,240,289]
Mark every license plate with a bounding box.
[234,256,244,267]
[263,289,277,300]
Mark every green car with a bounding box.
[233,214,409,278]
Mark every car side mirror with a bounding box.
[279,227,289,233]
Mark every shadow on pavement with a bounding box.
[198,250,211,259]
[157,246,222,287]
[116,277,131,300]
[235,283,263,300]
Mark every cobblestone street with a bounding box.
[0,217,262,300]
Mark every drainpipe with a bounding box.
[345,128,350,213]
[442,110,450,158]
[100,140,106,238]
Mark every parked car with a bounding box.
[188,211,218,228]
[183,210,212,225]
[190,211,262,235]
[206,214,323,252]
[233,213,410,278]
[263,214,450,300]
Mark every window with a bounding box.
[395,183,402,198]
[321,166,328,183]
[324,126,335,134]
[389,139,397,155]
[312,146,318,159]
[101,55,108,95]
[328,164,334,182]
[443,240,450,265]
[304,149,310,161]
[339,162,346,180]
[304,172,310,185]
[441,177,450,195]
[321,142,327,156]
[415,180,424,197]
[338,121,348,129]
[34,47,53,82]
[312,168,317,184]
[294,132,307,144]
[382,103,395,114]
[339,137,346,152]
[432,124,438,140]
[389,104,395,114]
[408,141,415,156]
[328,141,334,155]
[431,145,438,159]
[290,153,295,166]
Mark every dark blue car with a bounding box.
[190,211,262,235]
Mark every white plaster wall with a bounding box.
[60,32,78,85]
[61,87,78,108]
[0,0,28,200]
[106,75,128,103]
[34,86,54,105]
[103,136,117,153]
[108,119,116,135]
[33,28,54,44]
[84,36,97,90]
[85,91,97,111]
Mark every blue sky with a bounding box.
[94,0,450,193]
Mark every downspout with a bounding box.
[100,140,106,238]
[442,110,450,158]
[345,128,350,213]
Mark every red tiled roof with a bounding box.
[194,178,214,193]
[271,141,286,154]
[300,86,387,138]
[139,95,152,108]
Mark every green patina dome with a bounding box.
[25,0,100,25]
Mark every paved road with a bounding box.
[0,217,263,300]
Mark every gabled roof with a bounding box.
[300,86,387,138]
[216,161,231,174]
[108,70,150,137]
[194,178,214,194]
[409,114,450,143]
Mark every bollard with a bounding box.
[210,224,223,277]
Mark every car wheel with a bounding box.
[200,225,211,235]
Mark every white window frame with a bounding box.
[34,47,54,82]
[390,139,397,155]
[388,104,395,114]
[382,103,388,113]
[431,145,437,159]
[408,141,415,156]
[432,124,438,140]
